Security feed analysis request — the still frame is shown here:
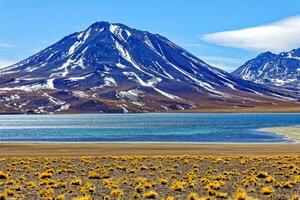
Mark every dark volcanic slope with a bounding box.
[0,22,298,113]
[233,49,300,89]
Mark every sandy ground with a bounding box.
[1,143,300,157]
[259,126,300,142]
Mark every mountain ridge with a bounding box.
[232,48,300,89]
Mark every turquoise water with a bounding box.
[0,113,299,142]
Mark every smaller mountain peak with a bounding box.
[289,48,300,56]
[255,51,277,61]
[257,51,275,57]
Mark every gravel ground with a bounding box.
[0,155,299,199]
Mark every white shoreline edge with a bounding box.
[258,125,300,143]
[0,141,293,144]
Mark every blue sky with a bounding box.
[1,0,300,71]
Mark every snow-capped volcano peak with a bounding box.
[0,21,298,114]
[82,21,133,42]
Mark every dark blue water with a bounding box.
[0,113,299,142]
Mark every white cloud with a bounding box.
[0,43,16,49]
[199,55,242,72]
[202,16,300,52]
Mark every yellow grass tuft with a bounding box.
[39,172,52,179]
[143,190,158,199]
[0,172,8,179]
[70,179,81,186]
[56,194,65,200]
[256,171,269,178]
[186,192,199,200]
[261,186,274,195]
[88,171,101,179]
[73,195,91,200]
[0,192,7,200]
[170,181,185,191]
[26,181,36,188]
[111,189,123,197]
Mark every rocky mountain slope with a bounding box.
[232,49,300,89]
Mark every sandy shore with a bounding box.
[259,126,300,142]
[1,142,300,157]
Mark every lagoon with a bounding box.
[0,113,299,142]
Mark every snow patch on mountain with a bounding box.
[0,79,55,92]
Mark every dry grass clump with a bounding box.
[26,181,36,188]
[0,172,8,179]
[170,180,186,191]
[70,179,81,185]
[39,172,52,179]
[186,192,199,200]
[0,192,7,200]
[257,171,269,178]
[233,188,256,200]
[111,189,123,197]
[0,155,299,199]
[87,171,101,179]
[157,177,168,185]
[143,190,158,199]
[261,186,274,195]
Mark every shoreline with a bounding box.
[1,111,300,115]
[1,142,300,156]
[259,125,300,143]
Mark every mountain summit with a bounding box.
[0,22,298,113]
[232,49,300,89]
